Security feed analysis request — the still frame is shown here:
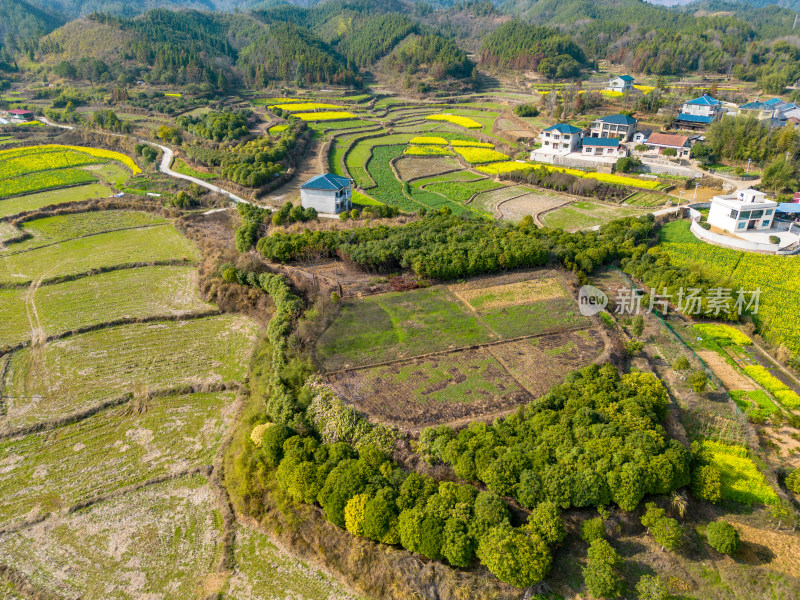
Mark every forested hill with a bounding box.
[0,0,64,55]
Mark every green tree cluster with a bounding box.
[257,212,655,282]
[706,520,739,555]
[419,365,691,512]
[177,109,251,143]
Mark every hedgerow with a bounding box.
[256,211,655,281]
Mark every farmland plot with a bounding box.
[394,156,461,181]
[2,314,257,428]
[0,225,199,285]
[0,184,112,219]
[3,210,168,253]
[317,288,495,370]
[0,392,235,530]
[34,265,214,335]
[0,475,224,600]
[326,347,531,430]
[0,168,98,198]
[0,288,27,348]
[224,526,367,600]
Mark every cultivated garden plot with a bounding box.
[2,314,257,429]
[326,347,531,430]
[0,475,224,600]
[0,288,29,348]
[224,525,367,600]
[317,287,495,371]
[0,392,235,530]
[393,156,461,181]
[0,225,199,286]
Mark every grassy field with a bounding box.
[171,157,216,180]
[542,202,647,231]
[34,265,214,333]
[0,475,224,600]
[0,225,199,285]
[0,184,112,219]
[318,287,493,369]
[0,168,98,197]
[4,210,168,253]
[0,392,235,529]
[318,274,586,370]
[224,526,368,600]
[424,178,503,204]
[0,288,28,347]
[3,314,256,428]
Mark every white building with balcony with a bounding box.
[531,124,582,162]
[707,189,777,234]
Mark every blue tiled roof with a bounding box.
[617,75,635,81]
[686,94,720,106]
[677,113,715,124]
[583,137,620,147]
[544,124,582,134]
[777,203,800,214]
[764,98,783,106]
[301,173,352,191]
[739,101,766,110]
[596,114,637,125]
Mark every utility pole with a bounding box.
[693,182,700,203]
[746,158,752,174]
[794,14,798,30]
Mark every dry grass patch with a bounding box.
[450,276,568,311]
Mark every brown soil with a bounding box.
[325,327,606,433]
[395,156,461,181]
[496,192,572,222]
[697,350,757,391]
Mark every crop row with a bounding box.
[0,168,98,198]
[424,179,503,204]
[0,144,141,174]
[0,150,106,180]
[477,161,663,190]
[3,314,256,428]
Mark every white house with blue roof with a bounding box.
[582,137,627,158]
[535,124,583,157]
[738,98,800,126]
[300,173,353,215]
[589,114,638,141]
[675,94,722,129]
[607,75,635,93]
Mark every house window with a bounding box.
[729,210,739,219]
[766,209,773,215]
[738,223,746,229]
[762,220,770,227]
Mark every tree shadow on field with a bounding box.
[735,539,776,566]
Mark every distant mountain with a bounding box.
[645,0,800,9]
[0,0,64,51]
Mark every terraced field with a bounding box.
[0,184,112,218]
[0,225,199,285]
[3,314,256,428]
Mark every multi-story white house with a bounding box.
[589,114,637,141]
[607,75,635,93]
[675,94,722,129]
[532,124,582,160]
[300,173,353,214]
[707,188,777,233]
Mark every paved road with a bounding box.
[38,117,254,212]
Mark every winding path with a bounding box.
[38,117,255,208]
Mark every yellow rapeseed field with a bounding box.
[293,111,357,122]
[425,114,482,129]
[409,136,448,145]
[477,161,661,189]
[271,102,344,112]
[451,140,494,148]
[453,147,509,164]
[404,145,453,156]
[0,144,141,174]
